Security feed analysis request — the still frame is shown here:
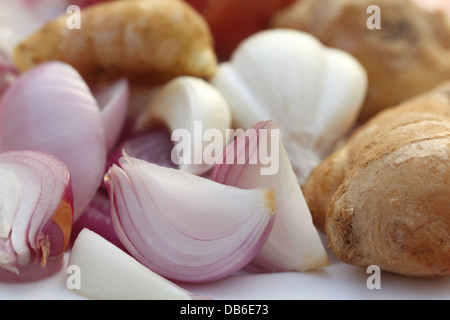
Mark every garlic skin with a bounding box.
[104,154,276,283]
[68,228,198,300]
[211,29,368,184]
[135,76,232,176]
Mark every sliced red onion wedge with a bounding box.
[0,150,73,282]
[104,153,276,283]
[0,61,107,221]
[93,78,129,153]
[69,228,205,300]
[107,126,176,171]
[212,121,329,272]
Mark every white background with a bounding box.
[1,235,449,300]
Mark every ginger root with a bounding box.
[272,0,450,122]
[13,0,217,84]
[303,82,450,277]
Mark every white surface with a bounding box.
[1,236,449,300]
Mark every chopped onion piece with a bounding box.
[69,228,203,300]
[212,121,329,272]
[0,150,73,282]
[93,78,129,153]
[104,154,276,283]
[107,126,176,171]
[0,61,107,221]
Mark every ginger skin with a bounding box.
[272,0,450,121]
[303,82,450,277]
[13,0,217,84]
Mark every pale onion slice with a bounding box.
[0,61,107,221]
[93,78,129,153]
[0,150,73,282]
[212,121,329,272]
[69,228,202,300]
[134,76,232,176]
[104,154,276,283]
[107,127,176,171]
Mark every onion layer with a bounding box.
[107,126,176,171]
[93,78,129,153]
[0,61,106,221]
[0,150,73,282]
[69,228,202,300]
[104,154,276,283]
[212,121,329,272]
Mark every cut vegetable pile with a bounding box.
[0,0,448,299]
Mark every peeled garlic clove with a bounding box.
[68,228,201,300]
[211,29,368,184]
[212,121,329,272]
[14,0,217,84]
[0,150,73,282]
[0,61,107,220]
[104,153,276,283]
[135,76,232,175]
[0,1,65,56]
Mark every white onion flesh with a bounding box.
[69,228,202,300]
